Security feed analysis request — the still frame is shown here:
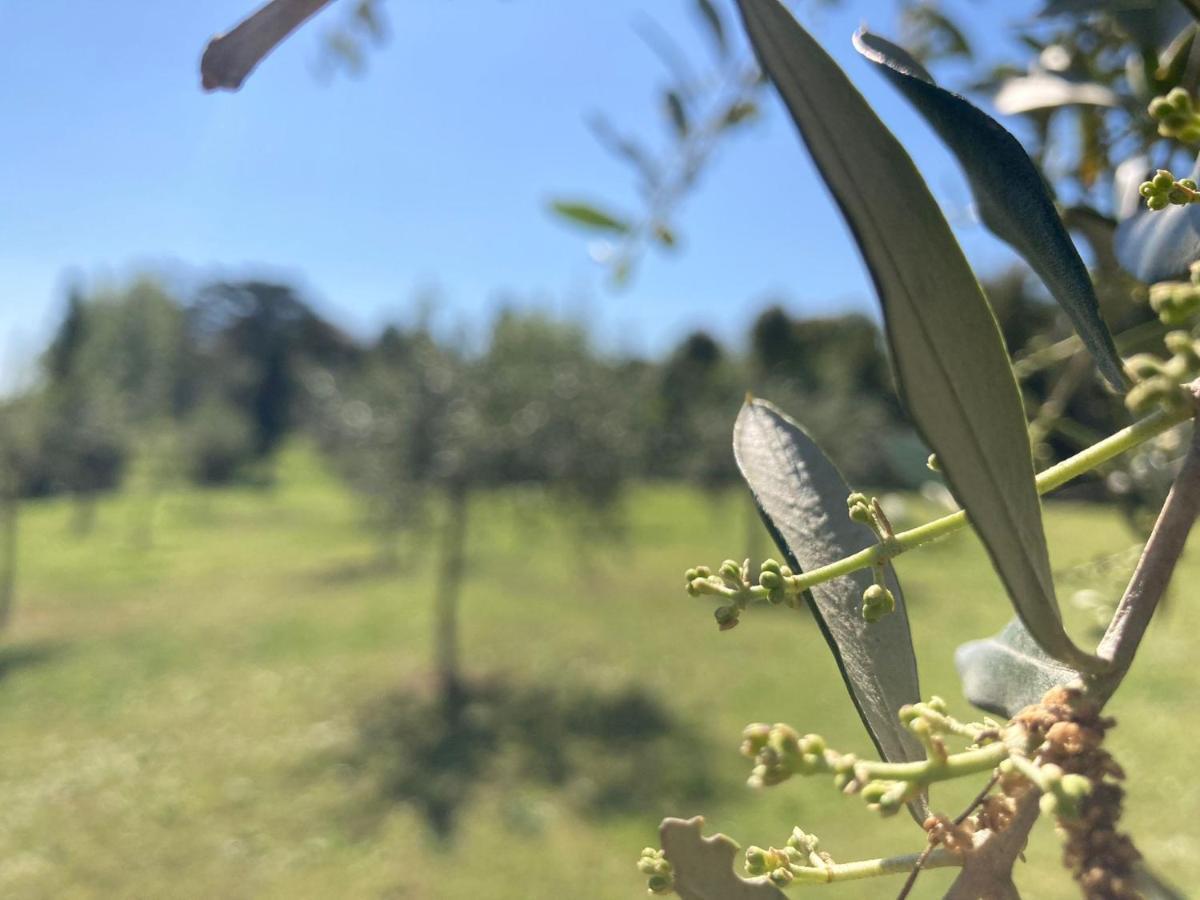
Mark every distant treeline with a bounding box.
[0,271,1130,511]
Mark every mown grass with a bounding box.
[0,444,1195,898]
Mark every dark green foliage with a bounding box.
[854,29,1127,391]
[738,0,1100,672]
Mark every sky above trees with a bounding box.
[0,0,1039,387]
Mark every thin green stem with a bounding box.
[786,847,962,884]
[852,741,1008,785]
[784,405,1190,594]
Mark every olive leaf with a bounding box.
[955,619,1081,718]
[735,0,1104,673]
[734,399,925,770]
[854,30,1127,391]
[547,200,633,234]
[992,74,1120,115]
[659,817,787,900]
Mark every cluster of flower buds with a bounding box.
[757,558,799,607]
[744,828,828,887]
[1148,260,1200,326]
[1138,169,1199,211]
[1123,330,1200,415]
[740,722,829,788]
[636,847,675,896]
[1148,87,1200,143]
[683,557,803,630]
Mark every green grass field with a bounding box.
[0,445,1196,899]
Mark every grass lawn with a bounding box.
[0,444,1195,898]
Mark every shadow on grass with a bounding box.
[0,640,62,680]
[343,675,721,841]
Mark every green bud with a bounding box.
[927,695,948,714]
[760,558,782,575]
[714,605,740,631]
[759,570,782,590]
[1168,86,1192,111]
[740,723,772,758]
[1060,773,1091,800]
[744,846,770,876]
[926,453,940,472]
[1149,96,1172,118]
[769,867,794,887]
[846,492,868,508]
[1140,181,1156,199]
[1182,178,1199,191]
[719,559,741,578]
[646,872,674,895]
[694,566,711,578]
[684,567,698,582]
[787,826,820,854]
[799,733,826,756]
[861,584,896,623]
[1153,169,1176,191]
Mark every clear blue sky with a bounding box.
[0,0,1039,383]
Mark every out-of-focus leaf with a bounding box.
[666,90,691,138]
[693,0,729,56]
[548,200,633,234]
[1115,155,1200,283]
[994,74,1120,114]
[736,0,1104,674]
[653,223,679,249]
[721,100,760,128]
[659,817,787,900]
[900,3,972,63]
[855,30,1127,391]
[956,619,1081,718]
[734,400,925,771]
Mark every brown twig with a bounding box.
[1090,379,1200,702]
[895,773,1001,900]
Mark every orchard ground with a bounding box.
[0,444,1195,899]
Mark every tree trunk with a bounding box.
[434,485,469,711]
[0,493,19,630]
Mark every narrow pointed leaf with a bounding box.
[1115,156,1200,283]
[734,399,924,769]
[548,200,632,234]
[854,30,1127,391]
[659,817,787,900]
[736,0,1103,673]
[955,619,1081,717]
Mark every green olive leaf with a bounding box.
[734,399,925,772]
[955,619,1081,718]
[659,817,787,900]
[736,0,1105,674]
[547,200,633,234]
[854,30,1127,392]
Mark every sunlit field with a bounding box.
[0,445,1195,899]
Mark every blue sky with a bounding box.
[0,0,1040,383]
